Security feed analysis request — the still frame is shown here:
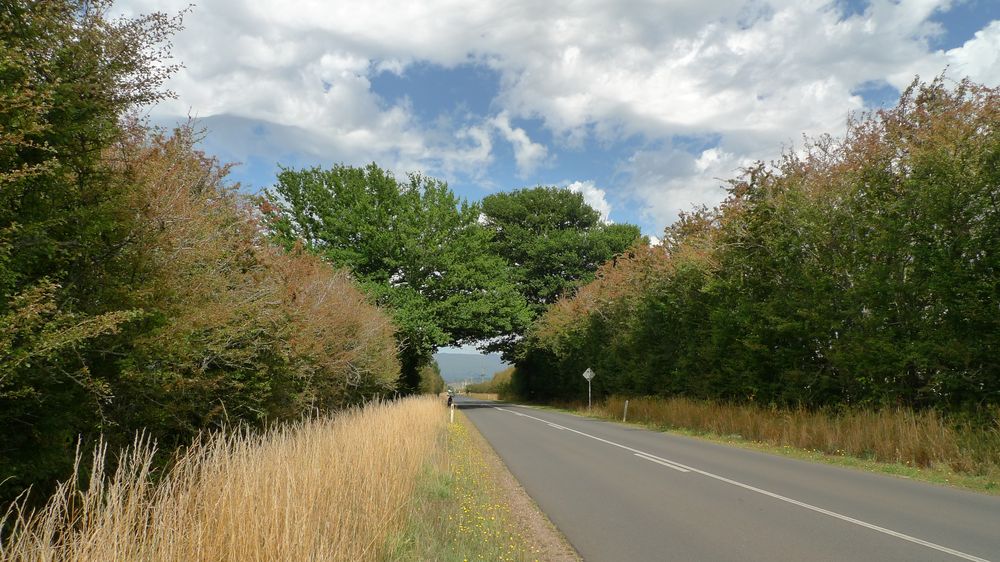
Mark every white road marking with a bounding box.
[547,423,568,430]
[493,407,991,562]
[494,407,526,417]
[635,452,690,472]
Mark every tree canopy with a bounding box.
[264,164,532,390]
[480,187,642,356]
[0,1,400,506]
[514,78,1000,414]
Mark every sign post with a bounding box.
[582,368,595,410]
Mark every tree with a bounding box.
[513,77,1000,414]
[264,164,531,392]
[417,360,446,395]
[0,0,181,503]
[109,128,400,450]
[479,187,642,356]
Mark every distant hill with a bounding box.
[433,352,510,383]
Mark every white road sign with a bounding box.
[583,368,595,381]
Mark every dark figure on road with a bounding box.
[447,394,453,407]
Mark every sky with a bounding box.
[114,0,999,240]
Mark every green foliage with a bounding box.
[0,0,181,503]
[0,0,180,302]
[264,164,531,391]
[0,1,401,506]
[0,282,142,499]
[516,77,1000,417]
[480,187,641,356]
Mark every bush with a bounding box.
[517,77,1000,416]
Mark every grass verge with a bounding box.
[387,412,550,561]
[535,396,999,495]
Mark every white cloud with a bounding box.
[116,0,999,228]
[893,19,1000,88]
[567,180,612,223]
[622,144,752,230]
[491,111,548,176]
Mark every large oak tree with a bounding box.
[480,187,642,356]
[264,164,531,391]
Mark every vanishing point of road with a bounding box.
[456,396,1000,562]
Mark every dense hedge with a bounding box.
[1,3,399,504]
[515,78,1000,415]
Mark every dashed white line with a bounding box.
[492,407,991,562]
[635,452,690,472]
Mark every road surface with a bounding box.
[455,396,1000,561]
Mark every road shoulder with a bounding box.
[459,410,581,562]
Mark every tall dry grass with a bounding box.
[589,396,1000,478]
[0,397,446,561]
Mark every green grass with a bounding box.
[386,415,539,561]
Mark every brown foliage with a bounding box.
[108,123,399,429]
[533,242,675,349]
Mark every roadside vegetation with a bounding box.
[1,398,549,561]
[0,398,446,561]
[511,78,1000,490]
[389,414,539,561]
[562,396,999,491]
[465,367,515,396]
[1,1,405,505]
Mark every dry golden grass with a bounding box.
[586,396,1000,480]
[1,397,446,561]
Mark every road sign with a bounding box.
[583,368,595,409]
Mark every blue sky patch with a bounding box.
[928,0,1000,50]
[370,62,502,121]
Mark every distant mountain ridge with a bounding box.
[433,352,510,383]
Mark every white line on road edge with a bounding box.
[635,452,690,472]
[493,408,991,562]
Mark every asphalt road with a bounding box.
[455,396,1000,562]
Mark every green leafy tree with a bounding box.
[264,164,531,391]
[0,0,181,502]
[479,187,642,356]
